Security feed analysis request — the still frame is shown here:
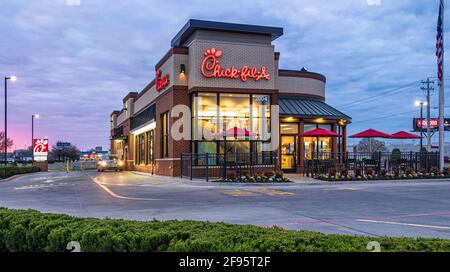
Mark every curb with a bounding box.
[120,171,450,188]
[0,173,33,183]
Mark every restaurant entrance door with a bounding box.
[281,136,296,172]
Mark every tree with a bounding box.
[356,138,388,152]
[49,142,81,161]
[0,131,14,153]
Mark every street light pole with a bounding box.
[31,114,39,163]
[4,76,16,166]
[415,100,427,152]
[420,102,423,151]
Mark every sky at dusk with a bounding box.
[0,0,448,151]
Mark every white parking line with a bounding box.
[356,219,450,230]
[91,177,165,201]
[15,183,71,190]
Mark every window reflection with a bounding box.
[192,93,271,151]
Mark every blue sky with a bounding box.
[0,0,447,150]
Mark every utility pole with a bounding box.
[421,78,434,152]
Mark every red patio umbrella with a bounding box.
[390,131,422,151]
[299,128,341,159]
[349,128,391,139]
[213,127,257,138]
[299,128,341,138]
[390,131,422,139]
[213,127,257,161]
[349,128,391,152]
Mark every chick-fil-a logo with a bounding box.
[156,69,170,92]
[33,139,48,154]
[201,48,270,82]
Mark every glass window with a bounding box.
[220,94,250,139]
[219,141,251,162]
[252,95,271,140]
[318,124,332,131]
[147,130,154,165]
[161,112,169,158]
[192,93,218,140]
[140,134,145,164]
[280,123,298,134]
[303,123,317,133]
[198,142,217,154]
[303,123,332,160]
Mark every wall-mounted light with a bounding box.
[180,64,186,74]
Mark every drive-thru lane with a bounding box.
[1,170,450,239]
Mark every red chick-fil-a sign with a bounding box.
[156,69,170,92]
[201,48,270,82]
[33,139,49,161]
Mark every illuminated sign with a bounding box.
[33,139,49,161]
[156,69,170,92]
[413,118,450,132]
[201,48,270,82]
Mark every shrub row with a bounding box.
[0,166,40,179]
[0,208,450,252]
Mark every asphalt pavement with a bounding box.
[1,170,450,239]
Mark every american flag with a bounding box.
[437,0,444,86]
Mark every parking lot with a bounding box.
[1,170,450,238]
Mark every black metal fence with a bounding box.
[181,152,278,181]
[303,151,440,177]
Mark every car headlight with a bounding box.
[118,161,124,166]
[101,161,107,167]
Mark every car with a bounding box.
[97,160,125,172]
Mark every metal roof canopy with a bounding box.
[171,19,284,47]
[279,97,351,122]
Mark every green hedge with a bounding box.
[0,166,40,179]
[0,208,450,252]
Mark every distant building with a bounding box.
[13,149,33,161]
[80,147,109,161]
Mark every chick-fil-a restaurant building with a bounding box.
[110,19,351,176]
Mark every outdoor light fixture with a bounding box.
[180,64,186,74]
[314,118,325,123]
[414,100,428,106]
[338,119,347,126]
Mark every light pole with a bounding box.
[4,76,17,166]
[415,100,427,152]
[32,114,39,163]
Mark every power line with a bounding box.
[351,109,418,125]
[336,80,421,109]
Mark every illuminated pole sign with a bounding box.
[156,69,170,92]
[201,48,270,82]
[33,139,49,161]
[413,118,450,131]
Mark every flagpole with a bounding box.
[439,0,445,171]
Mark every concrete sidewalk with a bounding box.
[130,171,450,188]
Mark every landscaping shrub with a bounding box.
[340,168,348,177]
[431,167,440,175]
[443,167,450,175]
[226,170,236,181]
[327,168,336,177]
[0,166,40,179]
[405,168,415,176]
[0,208,450,252]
